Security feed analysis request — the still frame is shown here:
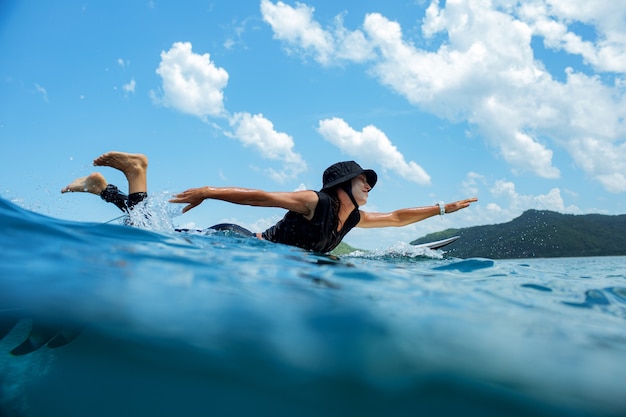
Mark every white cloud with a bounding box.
[261,0,333,64]
[458,172,584,225]
[260,0,374,65]
[330,13,376,63]
[123,79,136,94]
[363,9,562,179]
[520,0,626,73]
[462,171,486,196]
[154,42,228,119]
[228,112,307,182]
[317,117,431,185]
[223,16,254,51]
[153,41,306,182]
[34,83,48,102]
[490,179,579,214]
[568,136,626,193]
[261,0,626,193]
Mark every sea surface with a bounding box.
[1,196,625,417]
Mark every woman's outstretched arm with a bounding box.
[357,198,478,228]
[170,186,320,219]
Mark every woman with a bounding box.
[62,151,477,253]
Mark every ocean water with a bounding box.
[1,196,625,417]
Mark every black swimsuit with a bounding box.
[100,184,147,213]
[262,191,359,253]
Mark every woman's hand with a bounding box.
[169,187,209,213]
[444,197,478,214]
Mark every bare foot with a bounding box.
[93,151,148,194]
[93,151,148,174]
[61,172,108,195]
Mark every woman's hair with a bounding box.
[320,179,358,237]
[320,184,342,240]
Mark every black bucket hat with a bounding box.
[321,161,377,191]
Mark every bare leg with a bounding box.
[93,151,148,194]
[61,172,108,195]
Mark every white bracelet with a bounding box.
[437,201,445,216]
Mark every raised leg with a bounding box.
[93,151,148,194]
[62,152,149,213]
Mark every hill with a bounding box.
[330,241,361,256]
[410,209,626,259]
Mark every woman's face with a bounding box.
[351,174,372,206]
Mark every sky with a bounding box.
[1,0,625,250]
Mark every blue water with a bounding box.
[1,196,625,417]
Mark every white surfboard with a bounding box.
[413,235,460,250]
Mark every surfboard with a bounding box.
[413,235,460,250]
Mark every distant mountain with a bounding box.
[331,241,359,256]
[410,209,626,259]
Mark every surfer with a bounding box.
[62,151,477,253]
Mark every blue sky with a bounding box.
[1,0,625,250]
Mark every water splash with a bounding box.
[111,191,183,233]
[347,241,444,260]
